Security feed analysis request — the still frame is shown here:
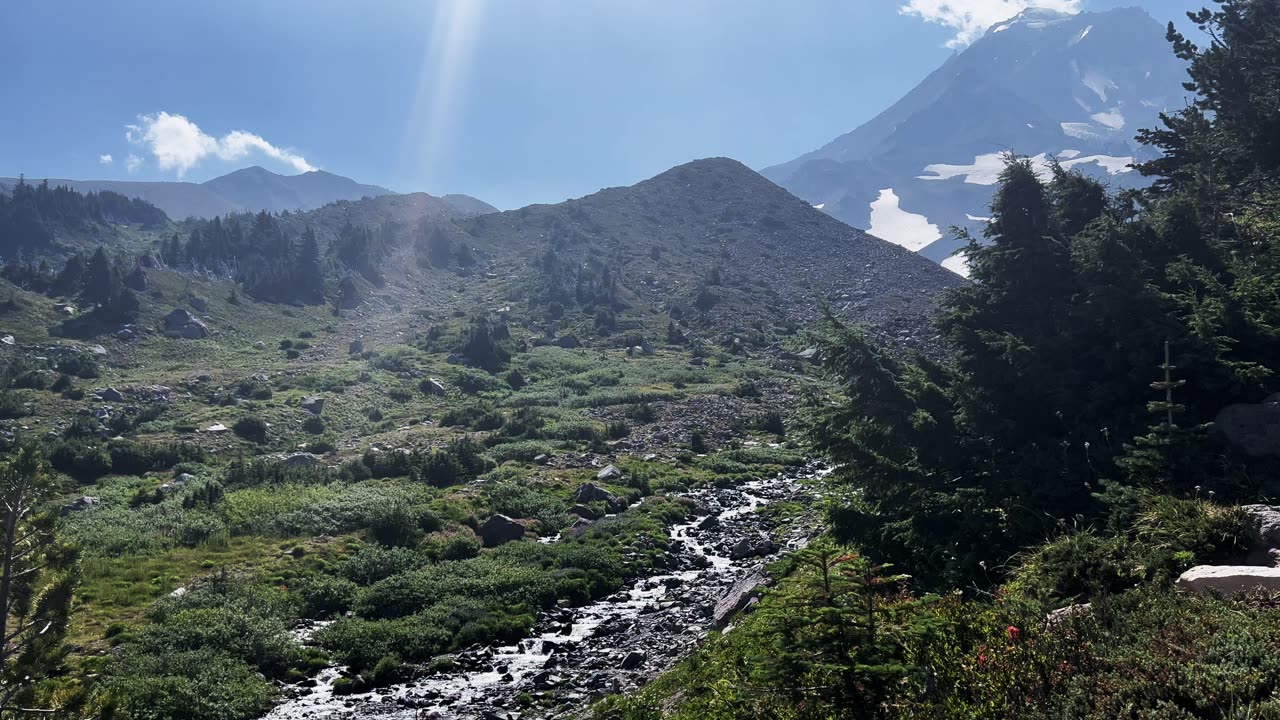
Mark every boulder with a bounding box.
[174,473,196,484]
[348,339,364,355]
[1045,603,1091,627]
[596,465,623,481]
[300,396,325,415]
[284,452,320,467]
[1215,393,1280,458]
[620,650,647,670]
[62,496,101,515]
[796,347,819,361]
[164,309,209,339]
[569,504,598,521]
[478,514,527,547]
[204,423,229,434]
[714,570,768,627]
[253,341,266,350]
[1242,505,1280,565]
[1176,565,1280,596]
[553,335,581,349]
[99,387,125,402]
[87,344,108,356]
[575,482,618,504]
[423,378,447,396]
[188,296,209,312]
[0,335,14,346]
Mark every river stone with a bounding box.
[479,514,527,547]
[1177,565,1280,596]
[714,570,768,627]
[620,650,647,670]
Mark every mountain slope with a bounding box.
[0,167,497,222]
[455,157,962,348]
[763,6,1190,273]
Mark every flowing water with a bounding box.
[265,459,828,720]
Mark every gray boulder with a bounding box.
[620,650,647,670]
[188,296,208,312]
[478,514,527,547]
[300,396,325,415]
[1176,565,1280,596]
[423,378,447,396]
[596,465,623,481]
[0,335,14,346]
[569,504,598,521]
[575,482,618,504]
[88,344,108,356]
[714,570,768,626]
[164,309,209,339]
[1241,505,1280,566]
[99,387,125,402]
[348,339,364,355]
[284,452,320,467]
[62,496,101,515]
[1215,393,1280,457]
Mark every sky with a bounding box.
[2,0,1205,210]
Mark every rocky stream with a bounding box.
[263,459,828,720]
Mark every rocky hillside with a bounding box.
[454,158,962,349]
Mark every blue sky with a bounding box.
[3,0,1203,209]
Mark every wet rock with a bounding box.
[301,396,325,415]
[1177,565,1280,595]
[479,514,527,547]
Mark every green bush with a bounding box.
[233,416,268,443]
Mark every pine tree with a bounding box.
[1119,340,1212,491]
[0,447,79,714]
[49,255,84,298]
[295,226,326,305]
[82,246,118,308]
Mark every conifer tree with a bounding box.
[0,447,79,714]
[82,246,118,308]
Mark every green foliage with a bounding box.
[232,416,268,444]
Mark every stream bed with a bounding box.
[265,459,828,720]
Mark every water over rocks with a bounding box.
[263,460,827,720]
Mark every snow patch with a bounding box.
[942,251,972,278]
[867,189,941,253]
[1061,122,1099,140]
[920,151,1132,186]
[966,214,992,223]
[1070,25,1093,46]
[813,203,825,210]
[1091,110,1126,129]
[1082,71,1116,102]
[1074,96,1093,112]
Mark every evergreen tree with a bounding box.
[0,447,79,714]
[295,226,326,304]
[49,255,84,298]
[82,246,118,308]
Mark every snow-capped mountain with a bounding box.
[761,6,1191,275]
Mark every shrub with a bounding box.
[369,503,441,547]
[299,576,359,618]
[301,415,326,435]
[233,416,268,444]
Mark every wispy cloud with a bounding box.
[126,154,143,174]
[899,0,1082,47]
[125,111,315,177]
[98,154,113,165]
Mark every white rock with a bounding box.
[1176,565,1280,596]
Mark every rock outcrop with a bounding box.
[1215,393,1280,458]
[478,514,527,547]
[163,308,209,339]
[1176,565,1280,596]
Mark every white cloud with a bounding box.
[125,111,315,177]
[98,154,113,165]
[126,154,144,174]
[868,188,941,252]
[899,0,1082,48]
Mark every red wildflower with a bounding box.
[1007,625,1020,641]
